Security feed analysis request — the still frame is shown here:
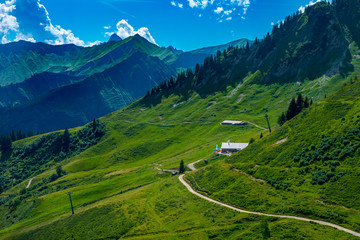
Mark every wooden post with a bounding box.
[67,192,74,215]
[265,114,271,133]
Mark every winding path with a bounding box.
[118,119,267,130]
[26,178,33,189]
[187,159,203,171]
[179,163,360,238]
[245,121,267,130]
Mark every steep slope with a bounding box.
[0,52,176,133]
[108,34,123,42]
[0,72,82,108]
[186,78,360,233]
[0,41,81,86]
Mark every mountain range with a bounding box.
[0,34,250,134]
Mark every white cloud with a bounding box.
[87,40,102,47]
[214,7,223,14]
[0,0,92,46]
[226,17,232,21]
[44,24,85,46]
[105,31,114,37]
[171,1,184,9]
[0,0,19,43]
[224,10,232,15]
[298,0,322,13]
[188,0,198,8]
[14,32,36,43]
[36,0,85,46]
[104,25,111,30]
[177,0,253,21]
[115,20,156,45]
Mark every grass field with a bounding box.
[0,46,359,239]
[186,78,360,234]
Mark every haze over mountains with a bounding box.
[0,34,250,134]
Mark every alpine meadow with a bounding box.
[0,0,360,239]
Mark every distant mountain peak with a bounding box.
[108,34,122,42]
[167,45,183,54]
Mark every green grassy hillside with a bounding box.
[1,63,359,239]
[0,1,360,239]
[186,78,360,233]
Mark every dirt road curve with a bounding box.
[187,159,203,171]
[26,178,33,189]
[245,121,267,130]
[179,174,360,238]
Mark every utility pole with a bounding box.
[265,114,271,133]
[67,192,74,215]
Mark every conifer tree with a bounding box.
[0,136,12,153]
[195,64,200,75]
[296,93,304,114]
[245,41,250,53]
[286,98,297,120]
[304,96,309,108]
[63,128,70,152]
[179,160,185,174]
[216,50,222,60]
[278,112,286,126]
[56,165,64,178]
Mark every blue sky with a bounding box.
[0,0,325,51]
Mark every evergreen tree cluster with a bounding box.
[144,42,253,99]
[0,120,106,194]
[278,93,312,126]
[0,136,12,153]
[0,130,35,154]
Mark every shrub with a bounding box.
[267,179,291,190]
[49,173,59,182]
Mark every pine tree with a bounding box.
[304,96,309,108]
[310,99,313,105]
[0,136,12,153]
[179,160,185,174]
[260,132,263,139]
[277,112,286,126]
[56,165,64,178]
[63,128,70,152]
[286,98,297,120]
[195,64,200,75]
[92,119,97,132]
[245,41,250,53]
[10,130,16,141]
[216,50,222,60]
[296,93,304,114]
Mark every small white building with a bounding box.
[221,120,247,125]
[221,141,249,154]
